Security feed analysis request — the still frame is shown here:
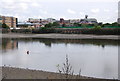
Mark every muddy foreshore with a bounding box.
[1,66,118,81]
[1,33,119,40]
[1,66,93,79]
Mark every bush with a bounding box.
[93,26,101,30]
[55,28,120,35]
[32,28,55,34]
[2,23,9,29]
[11,29,32,33]
[2,29,11,33]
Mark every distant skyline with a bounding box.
[0,0,119,23]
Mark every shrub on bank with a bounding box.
[32,28,55,34]
[93,26,102,30]
[2,28,120,35]
[58,28,120,35]
[2,29,11,33]
[32,28,120,35]
[11,29,32,33]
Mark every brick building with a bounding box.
[0,15,17,28]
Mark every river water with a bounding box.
[1,38,119,79]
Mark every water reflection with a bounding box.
[2,38,119,49]
[2,38,18,52]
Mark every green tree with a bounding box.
[81,24,88,28]
[73,23,78,26]
[45,23,52,28]
[73,23,81,27]
[52,22,59,27]
[93,26,101,30]
[62,24,66,27]
[2,23,9,29]
[88,24,95,26]
[111,22,118,26]
[98,22,103,26]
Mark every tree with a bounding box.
[81,24,88,28]
[93,26,101,30]
[103,23,111,26]
[52,22,59,27]
[45,23,52,28]
[111,22,118,26]
[2,23,9,29]
[98,22,103,26]
[73,23,81,27]
[73,23,78,26]
[62,24,66,27]
[88,24,95,26]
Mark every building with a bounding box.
[0,17,2,23]
[118,18,120,24]
[0,17,2,27]
[0,15,17,28]
[80,15,98,24]
[28,18,41,23]
[27,18,57,28]
[17,22,34,29]
[60,18,64,24]
[47,18,56,23]
[118,1,120,24]
[69,19,80,23]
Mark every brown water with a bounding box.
[1,38,119,79]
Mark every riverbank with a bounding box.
[1,33,119,40]
[1,66,92,79]
[1,66,118,81]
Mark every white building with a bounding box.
[47,18,56,23]
[80,15,98,24]
[69,19,80,23]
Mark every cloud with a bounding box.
[104,9,110,12]
[19,3,28,10]
[39,10,48,14]
[0,0,117,23]
[91,9,100,13]
[1,0,15,3]
[67,9,76,14]
[19,0,33,2]
[42,11,48,14]
[25,0,118,2]
[1,2,28,12]
[79,12,85,15]
[31,2,40,7]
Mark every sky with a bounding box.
[0,0,119,23]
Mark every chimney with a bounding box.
[85,15,88,19]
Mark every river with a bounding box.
[1,38,119,79]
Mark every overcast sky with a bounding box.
[0,0,119,23]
